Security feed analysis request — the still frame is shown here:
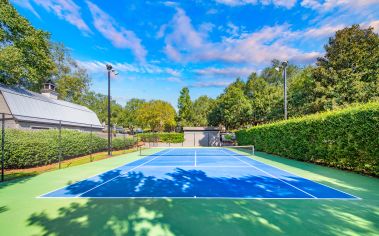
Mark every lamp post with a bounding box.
[282,61,288,120]
[106,64,119,156]
[106,64,112,156]
[275,61,288,120]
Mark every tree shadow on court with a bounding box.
[0,206,8,214]
[27,168,379,235]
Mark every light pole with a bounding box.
[282,61,288,120]
[275,61,288,120]
[106,64,112,156]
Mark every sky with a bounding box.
[11,0,379,108]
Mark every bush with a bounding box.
[236,102,379,176]
[137,132,184,143]
[0,129,137,169]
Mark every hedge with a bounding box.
[236,102,379,176]
[137,132,184,143]
[0,129,137,169]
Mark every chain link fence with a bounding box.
[0,113,138,182]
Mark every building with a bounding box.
[183,127,221,147]
[0,81,102,132]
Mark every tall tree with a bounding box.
[209,81,252,129]
[245,72,282,124]
[260,59,299,85]
[192,96,214,126]
[137,100,176,132]
[288,66,317,116]
[177,87,193,127]
[0,0,56,91]
[122,98,146,133]
[50,43,90,103]
[312,24,379,110]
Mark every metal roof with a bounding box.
[183,127,220,131]
[0,84,102,128]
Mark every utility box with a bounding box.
[183,127,221,147]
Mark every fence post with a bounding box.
[1,113,4,182]
[90,124,93,162]
[58,120,62,169]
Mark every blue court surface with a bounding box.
[40,148,359,199]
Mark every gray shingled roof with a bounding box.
[0,84,102,128]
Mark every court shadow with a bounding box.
[28,167,379,235]
[27,196,379,235]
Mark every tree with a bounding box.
[177,87,193,126]
[122,98,146,133]
[209,81,252,129]
[288,66,317,116]
[136,100,176,132]
[50,43,90,103]
[245,73,282,123]
[0,0,56,91]
[312,24,379,110]
[80,91,122,125]
[192,96,214,126]
[260,59,299,85]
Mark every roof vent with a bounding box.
[41,79,58,100]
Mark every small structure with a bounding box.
[0,81,102,132]
[183,127,221,147]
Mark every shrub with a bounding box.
[0,129,137,169]
[137,132,184,143]
[236,102,379,176]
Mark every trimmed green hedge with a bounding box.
[137,132,184,143]
[236,102,379,176]
[1,129,137,169]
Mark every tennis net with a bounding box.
[139,146,255,156]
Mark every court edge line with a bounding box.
[38,148,168,198]
[75,149,173,197]
[243,150,361,200]
[221,150,318,199]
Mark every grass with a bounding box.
[3,147,139,181]
[0,149,378,236]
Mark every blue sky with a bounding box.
[11,0,379,107]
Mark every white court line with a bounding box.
[248,151,362,199]
[38,149,165,198]
[221,150,317,199]
[73,149,173,198]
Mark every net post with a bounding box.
[252,145,255,156]
[1,113,4,182]
[58,120,62,169]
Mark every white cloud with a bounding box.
[163,8,321,66]
[366,20,379,34]
[11,0,40,18]
[166,77,182,83]
[32,0,91,33]
[190,81,232,88]
[77,60,185,80]
[86,1,147,62]
[215,0,297,9]
[301,0,379,12]
[195,67,256,77]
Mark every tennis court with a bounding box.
[41,147,359,199]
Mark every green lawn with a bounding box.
[0,150,378,236]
